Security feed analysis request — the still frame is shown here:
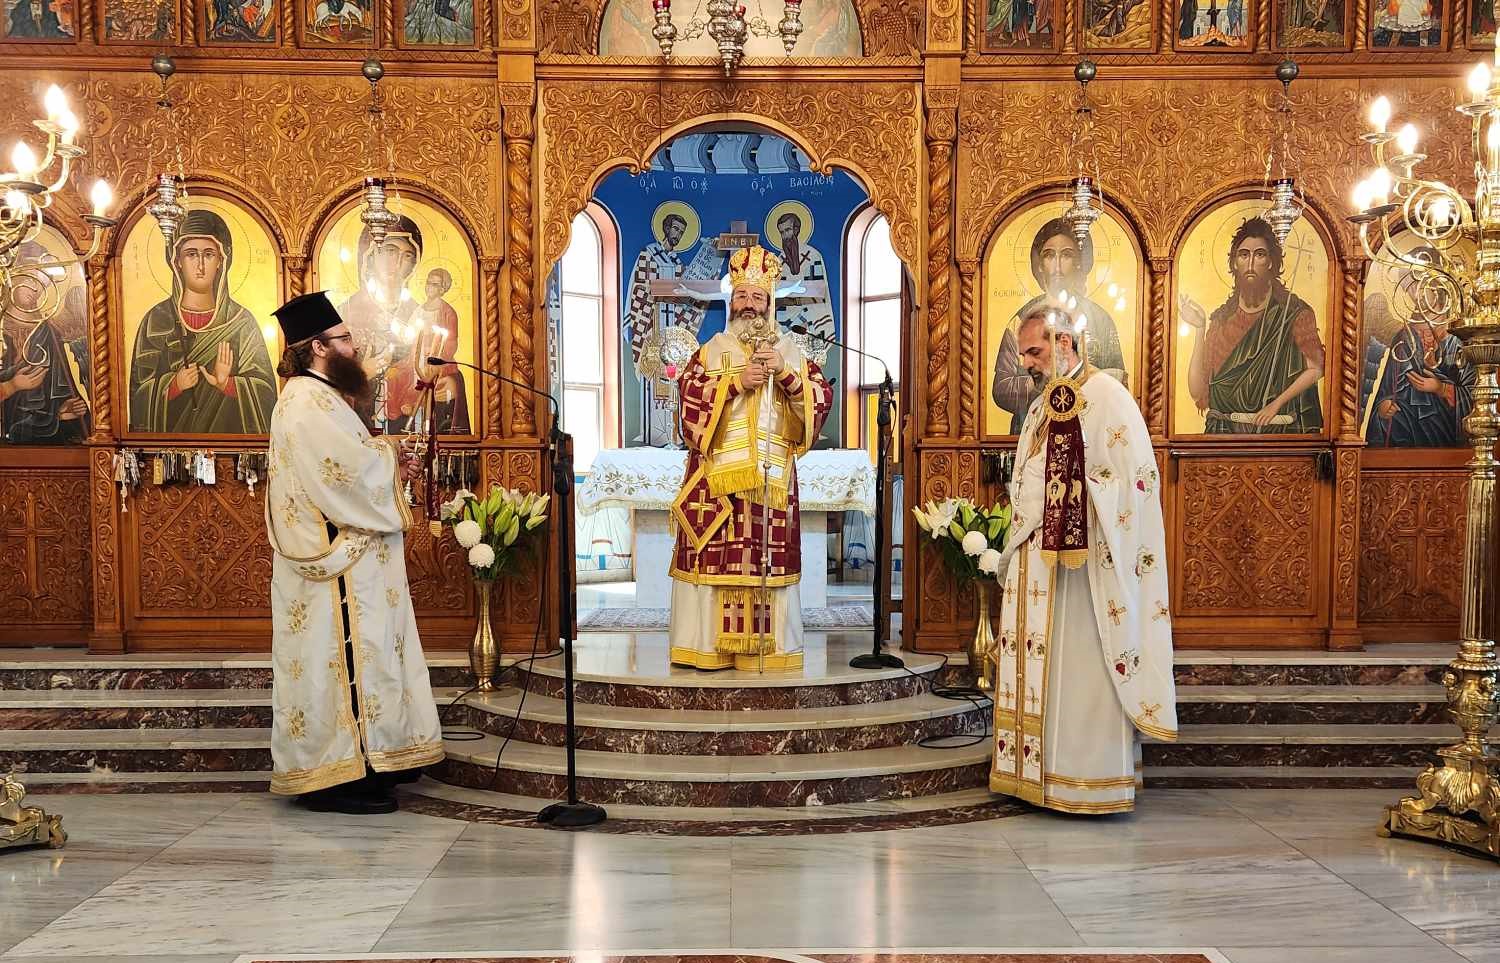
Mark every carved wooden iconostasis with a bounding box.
[0,0,1482,652]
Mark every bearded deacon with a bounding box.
[265,291,444,815]
[991,302,1176,814]
[668,246,834,671]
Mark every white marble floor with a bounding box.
[2,788,1496,963]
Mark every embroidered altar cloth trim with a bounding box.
[578,447,876,516]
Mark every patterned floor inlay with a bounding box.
[237,952,1227,963]
[399,792,1030,835]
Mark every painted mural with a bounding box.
[598,0,861,57]
[0,225,89,444]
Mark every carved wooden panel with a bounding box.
[1359,469,1466,625]
[1174,456,1320,616]
[132,461,275,615]
[0,469,92,629]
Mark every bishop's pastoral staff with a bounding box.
[264,291,445,816]
[990,299,1177,815]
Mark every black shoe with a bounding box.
[297,786,398,815]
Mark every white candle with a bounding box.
[1369,96,1393,134]
[42,84,66,123]
[89,179,112,217]
[10,142,37,178]
[1470,63,1492,101]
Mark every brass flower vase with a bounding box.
[971,583,995,692]
[471,580,499,691]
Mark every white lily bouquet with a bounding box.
[440,485,550,581]
[913,497,1012,582]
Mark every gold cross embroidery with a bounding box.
[1139,702,1162,723]
[1107,426,1127,447]
[1004,581,1017,602]
[687,499,719,525]
[1117,509,1133,530]
[1028,581,1045,603]
[1025,686,1040,711]
[1153,602,1170,622]
[1107,600,1126,625]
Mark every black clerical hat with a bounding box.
[273,291,343,345]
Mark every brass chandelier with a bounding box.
[1350,59,1500,861]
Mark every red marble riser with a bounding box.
[399,793,1028,835]
[1174,664,1446,686]
[0,748,270,773]
[1144,773,1417,789]
[16,779,272,794]
[1143,743,1445,768]
[0,706,273,730]
[0,665,466,691]
[244,953,1213,963]
[464,707,988,755]
[1177,701,1450,726]
[430,758,991,807]
[519,669,931,710]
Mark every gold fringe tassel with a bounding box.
[716,587,775,655]
[706,465,790,510]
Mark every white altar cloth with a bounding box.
[577,447,877,608]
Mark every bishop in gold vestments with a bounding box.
[265,292,444,803]
[991,303,1177,814]
[668,246,833,671]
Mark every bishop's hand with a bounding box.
[740,356,770,391]
[753,346,785,375]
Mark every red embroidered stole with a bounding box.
[1040,376,1088,571]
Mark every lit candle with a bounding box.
[1488,121,1500,171]
[1370,167,1393,205]
[1470,63,1492,101]
[57,109,79,146]
[90,179,112,217]
[1369,96,1393,134]
[42,84,66,123]
[1397,123,1420,155]
[1352,179,1374,212]
[1431,196,1453,226]
[10,142,37,178]
[3,189,29,216]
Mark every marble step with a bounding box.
[432,733,993,807]
[0,727,270,774]
[455,688,990,754]
[15,770,272,792]
[1173,645,1452,687]
[518,651,947,710]
[1175,685,1450,725]
[0,654,472,691]
[1142,724,1462,768]
[0,688,274,729]
[1143,765,1421,789]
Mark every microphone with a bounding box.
[427,356,560,421]
[788,324,892,384]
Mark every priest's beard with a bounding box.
[322,351,374,421]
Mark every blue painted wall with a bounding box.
[592,131,870,449]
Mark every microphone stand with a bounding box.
[787,328,902,671]
[428,358,607,828]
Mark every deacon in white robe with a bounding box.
[991,302,1177,814]
[265,291,444,813]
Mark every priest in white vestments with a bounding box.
[991,300,1177,814]
[668,246,834,671]
[265,291,444,814]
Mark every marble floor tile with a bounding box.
[726,824,1028,875]
[1453,944,1500,963]
[1217,944,1473,963]
[1,957,236,963]
[1034,871,1438,947]
[1343,872,1500,948]
[3,877,426,957]
[429,823,732,879]
[126,795,466,881]
[373,872,733,951]
[727,869,1081,948]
